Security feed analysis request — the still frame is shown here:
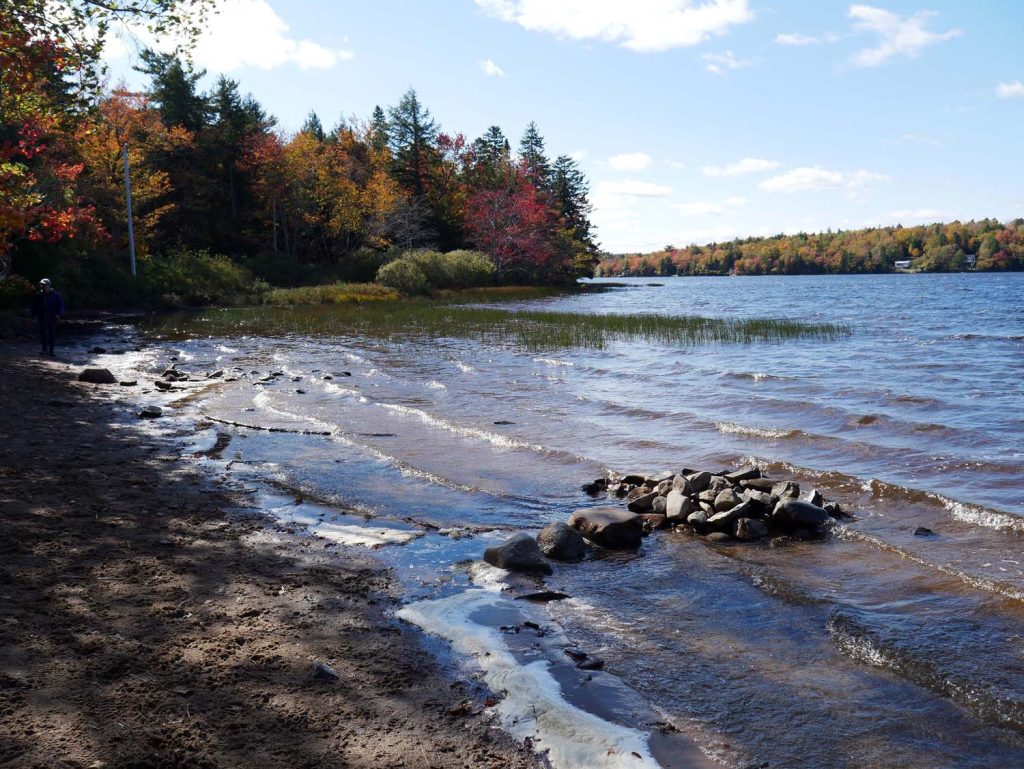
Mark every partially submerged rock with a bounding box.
[78,368,116,385]
[536,522,586,562]
[568,507,643,549]
[484,533,553,575]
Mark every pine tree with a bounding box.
[136,49,209,132]
[301,111,325,141]
[471,125,511,189]
[518,121,550,189]
[387,89,438,196]
[369,105,389,153]
[552,154,597,253]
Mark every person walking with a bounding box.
[30,278,64,356]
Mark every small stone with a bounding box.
[714,487,742,512]
[771,481,800,499]
[741,477,775,493]
[686,471,713,494]
[568,507,643,549]
[515,591,571,603]
[913,526,935,537]
[620,472,647,486]
[665,489,697,521]
[686,510,709,528]
[627,491,659,513]
[119,380,138,387]
[640,513,668,531]
[734,518,769,541]
[312,661,339,680]
[671,474,693,495]
[154,380,173,391]
[207,369,224,379]
[88,346,107,354]
[78,368,117,384]
[725,466,761,483]
[484,533,553,574]
[651,495,667,515]
[138,406,162,419]
[705,532,733,544]
[803,489,824,507]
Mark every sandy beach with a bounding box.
[0,341,544,769]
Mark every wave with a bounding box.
[723,371,794,382]
[454,361,475,373]
[377,402,558,455]
[715,421,802,440]
[828,611,1024,730]
[535,357,574,368]
[425,380,447,390]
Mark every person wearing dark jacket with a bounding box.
[30,278,64,356]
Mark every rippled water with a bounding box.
[141,273,1024,768]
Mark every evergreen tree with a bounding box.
[136,49,209,132]
[369,105,389,153]
[301,111,325,141]
[387,89,438,196]
[471,125,511,188]
[552,154,597,253]
[518,121,550,189]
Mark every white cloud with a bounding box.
[569,149,589,161]
[664,159,687,169]
[899,132,942,147]
[480,58,506,77]
[996,81,1024,99]
[760,166,889,198]
[701,157,781,177]
[474,0,754,52]
[104,0,353,71]
[775,31,839,46]
[675,196,747,216]
[885,208,944,220]
[597,180,673,197]
[702,49,753,74]
[608,152,652,171]
[848,4,961,68]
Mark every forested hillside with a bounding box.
[1,1,598,306]
[599,219,1024,277]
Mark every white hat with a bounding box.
[39,278,51,286]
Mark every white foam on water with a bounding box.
[714,421,797,440]
[454,361,475,373]
[378,403,548,452]
[535,357,574,368]
[397,590,659,769]
[425,380,447,390]
[276,508,422,547]
[181,427,220,454]
[467,561,511,591]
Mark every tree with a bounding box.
[136,49,209,133]
[518,122,550,189]
[551,154,598,256]
[369,105,388,153]
[387,89,438,197]
[300,111,325,142]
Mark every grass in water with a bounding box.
[147,301,848,351]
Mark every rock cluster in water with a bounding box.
[484,465,852,575]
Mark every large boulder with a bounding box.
[724,466,761,484]
[714,487,742,512]
[78,368,116,385]
[671,474,693,495]
[686,471,713,494]
[772,499,829,529]
[484,533,553,575]
[568,507,643,549]
[741,477,775,493]
[536,522,586,562]
[651,495,667,515]
[665,489,697,521]
[707,499,755,529]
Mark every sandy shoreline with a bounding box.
[0,344,544,768]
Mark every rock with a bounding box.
[686,510,708,528]
[741,488,775,510]
[671,474,693,495]
[640,514,668,531]
[773,499,829,529]
[707,499,755,529]
[581,480,606,495]
[651,495,667,515]
[626,484,653,502]
[78,368,117,384]
[706,532,733,544]
[207,369,224,379]
[119,380,137,387]
[577,658,605,671]
[322,374,333,380]
[686,471,713,494]
[88,346,107,354]
[698,500,716,516]
[698,489,719,505]
[734,518,769,541]
[484,533,553,575]
[153,380,173,391]
[803,488,824,507]
[138,406,162,419]
[648,471,675,484]
[714,487,742,512]
[725,466,761,484]
[824,501,853,520]
[291,376,302,382]
[493,420,515,425]
[515,591,571,603]
[627,491,659,513]
[741,478,775,493]
[620,472,647,486]
[312,661,339,680]
[295,389,306,394]
[707,476,729,496]
[536,522,586,562]
[655,479,673,496]
[665,489,697,521]
[772,481,800,499]
[913,526,935,537]
[568,507,643,549]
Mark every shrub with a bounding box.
[0,275,35,310]
[376,259,430,295]
[139,247,264,307]
[377,249,495,294]
[442,250,496,288]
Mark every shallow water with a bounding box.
[135,273,1024,768]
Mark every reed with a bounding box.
[147,301,849,351]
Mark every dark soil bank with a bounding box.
[0,350,544,769]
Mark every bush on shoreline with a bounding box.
[376,249,496,295]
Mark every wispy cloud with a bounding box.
[597,179,673,197]
[760,166,889,198]
[775,31,839,46]
[701,157,781,178]
[702,49,754,74]
[608,152,652,172]
[104,0,353,71]
[474,0,754,52]
[480,58,506,77]
[996,80,1024,99]
[848,4,961,68]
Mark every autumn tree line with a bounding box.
[1,0,598,307]
[601,218,1024,278]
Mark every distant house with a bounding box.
[894,259,912,269]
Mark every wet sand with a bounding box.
[0,346,544,769]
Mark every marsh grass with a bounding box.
[261,282,399,305]
[148,301,848,351]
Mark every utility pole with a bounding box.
[122,142,137,277]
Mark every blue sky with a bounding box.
[105,1,1024,253]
